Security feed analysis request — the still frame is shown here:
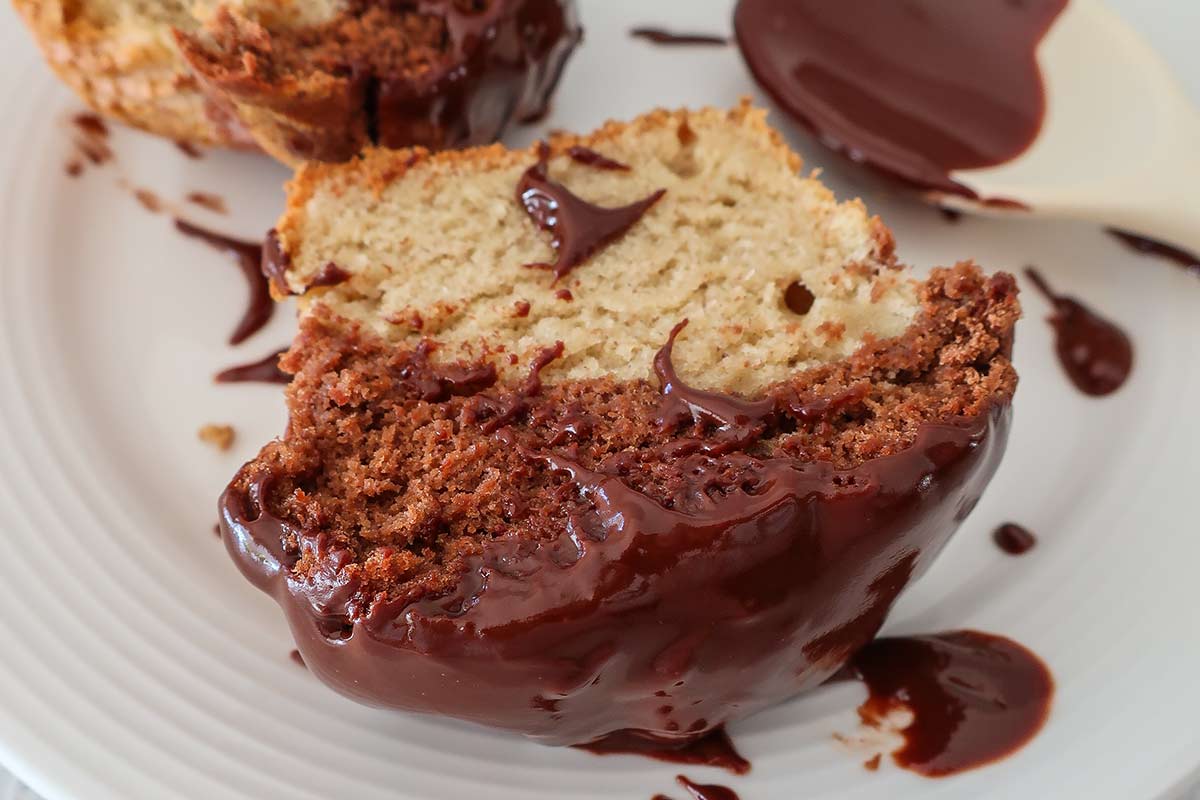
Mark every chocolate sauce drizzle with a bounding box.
[847,630,1053,777]
[309,262,352,288]
[517,143,666,283]
[1107,229,1200,278]
[1024,268,1133,397]
[674,777,740,800]
[215,348,290,384]
[218,326,1011,747]
[631,28,729,47]
[262,229,295,297]
[734,0,1068,199]
[993,523,1036,555]
[579,726,749,775]
[567,146,631,171]
[175,220,273,345]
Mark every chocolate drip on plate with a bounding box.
[1025,267,1133,396]
[848,630,1053,776]
[175,220,272,345]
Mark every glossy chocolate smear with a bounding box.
[734,0,1068,197]
[518,144,666,283]
[1025,267,1133,396]
[1107,229,1200,278]
[215,348,290,385]
[631,28,729,47]
[175,220,272,345]
[848,630,1053,776]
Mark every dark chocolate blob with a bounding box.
[1107,229,1200,278]
[734,0,1068,198]
[579,726,749,775]
[309,262,353,289]
[175,220,273,345]
[1024,267,1133,397]
[784,281,816,315]
[567,146,631,171]
[848,630,1054,777]
[215,348,290,385]
[993,523,1036,555]
[630,28,729,47]
[518,144,666,283]
[675,777,740,800]
[218,319,1012,745]
[262,229,295,297]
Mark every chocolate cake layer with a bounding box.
[219,264,1018,745]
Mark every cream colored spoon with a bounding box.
[938,0,1200,252]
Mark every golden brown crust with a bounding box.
[12,0,247,147]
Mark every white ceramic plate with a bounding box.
[1,2,1198,799]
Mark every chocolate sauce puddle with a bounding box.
[579,726,749,775]
[1024,268,1133,396]
[993,523,1036,555]
[631,28,729,47]
[215,348,290,384]
[1107,229,1200,278]
[175,220,273,345]
[517,143,665,283]
[218,326,1011,746]
[734,0,1068,199]
[847,630,1053,777]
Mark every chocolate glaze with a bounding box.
[567,146,631,171]
[631,28,729,47]
[262,229,295,297]
[734,0,1067,198]
[993,523,1036,555]
[309,262,352,289]
[1107,229,1200,278]
[215,348,290,385]
[675,777,739,800]
[518,144,666,283]
[579,726,749,775]
[1024,268,1133,397]
[175,220,273,346]
[848,630,1053,776]
[218,325,1011,745]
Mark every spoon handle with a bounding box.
[1098,108,1200,254]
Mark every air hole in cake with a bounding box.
[784,280,816,315]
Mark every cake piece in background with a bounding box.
[14,0,581,164]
